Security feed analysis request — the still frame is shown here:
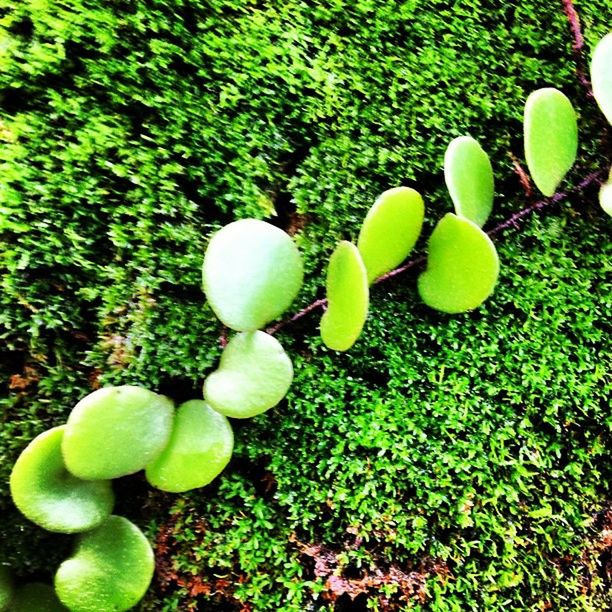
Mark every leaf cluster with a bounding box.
[0,1,610,611]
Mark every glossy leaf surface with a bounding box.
[418,213,499,313]
[202,219,303,330]
[320,241,369,351]
[55,515,154,612]
[146,400,234,492]
[204,331,293,419]
[10,426,114,533]
[591,32,612,124]
[444,136,494,227]
[524,88,578,196]
[357,187,424,282]
[63,386,174,480]
[10,584,67,612]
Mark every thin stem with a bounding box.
[489,169,603,237]
[266,298,327,335]
[268,169,605,336]
[509,153,533,199]
[374,254,425,284]
[561,0,593,97]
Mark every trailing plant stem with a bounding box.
[267,169,606,336]
[561,0,593,97]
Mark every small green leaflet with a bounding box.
[202,219,303,331]
[146,400,234,492]
[524,88,578,197]
[55,516,154,612]
[10,426,114,534]
[62,386,174,480]
[600,169,612,217]
[204,331,293,419]
[591,32,612,125]
[444,136,494,227]
[320,241,369,351]
[357,187,424,283]
[418,213,499,313]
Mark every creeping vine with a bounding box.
[2,2,611,610]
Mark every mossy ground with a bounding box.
[0,1,610,610]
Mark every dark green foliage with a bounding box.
[1,0,610,610]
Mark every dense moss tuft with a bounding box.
[1,0,610,610]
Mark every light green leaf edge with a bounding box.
[145,400,234,492]
[444,136,494,227]
[202,219,304,331]
[10,426,114,534]
[524,88,578,197]
[54,515,154,612]
[357,186,424,283]
[600,168,612,217]
[320,241,369,351]
[203,331,293,419]
[418,213,500,313]
[591,32,612,125]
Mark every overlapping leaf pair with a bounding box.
[9,385,235,611]
[320,135,499,352]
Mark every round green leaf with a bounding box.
[524,88,578,197]
[591,32,612,125]
[357,187,424,283]
[0,567,13,611]
[10,583,67,612]
[204,331,293,419]
[146,400,234,492]
[62,386,174,480]
[55,515,154,612]
[10,427,114,534]
[600,169,612,217]
[444,136,494,227]
[202,219,303,330]
[320,241,369,351]
[418,213,499,313]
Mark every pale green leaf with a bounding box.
[146,400,234,492]
[591,32,612,124]
[444,136,494,227]
[202,219,303,330]
[62,386,174,480]
[600,169,612,217]
[357,187,424,283]
[524,88,578,196]
[10,427,114,534]
[320,241,369,351]
[418,213,499,313]
[204,331,293,419]
[55,516,154,612]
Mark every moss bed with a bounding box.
[1,0,610,610]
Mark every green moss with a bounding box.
[1,0,610,610]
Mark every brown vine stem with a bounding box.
[267,169,605,337]
[509,153,534,199]
[561,0,593,97]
